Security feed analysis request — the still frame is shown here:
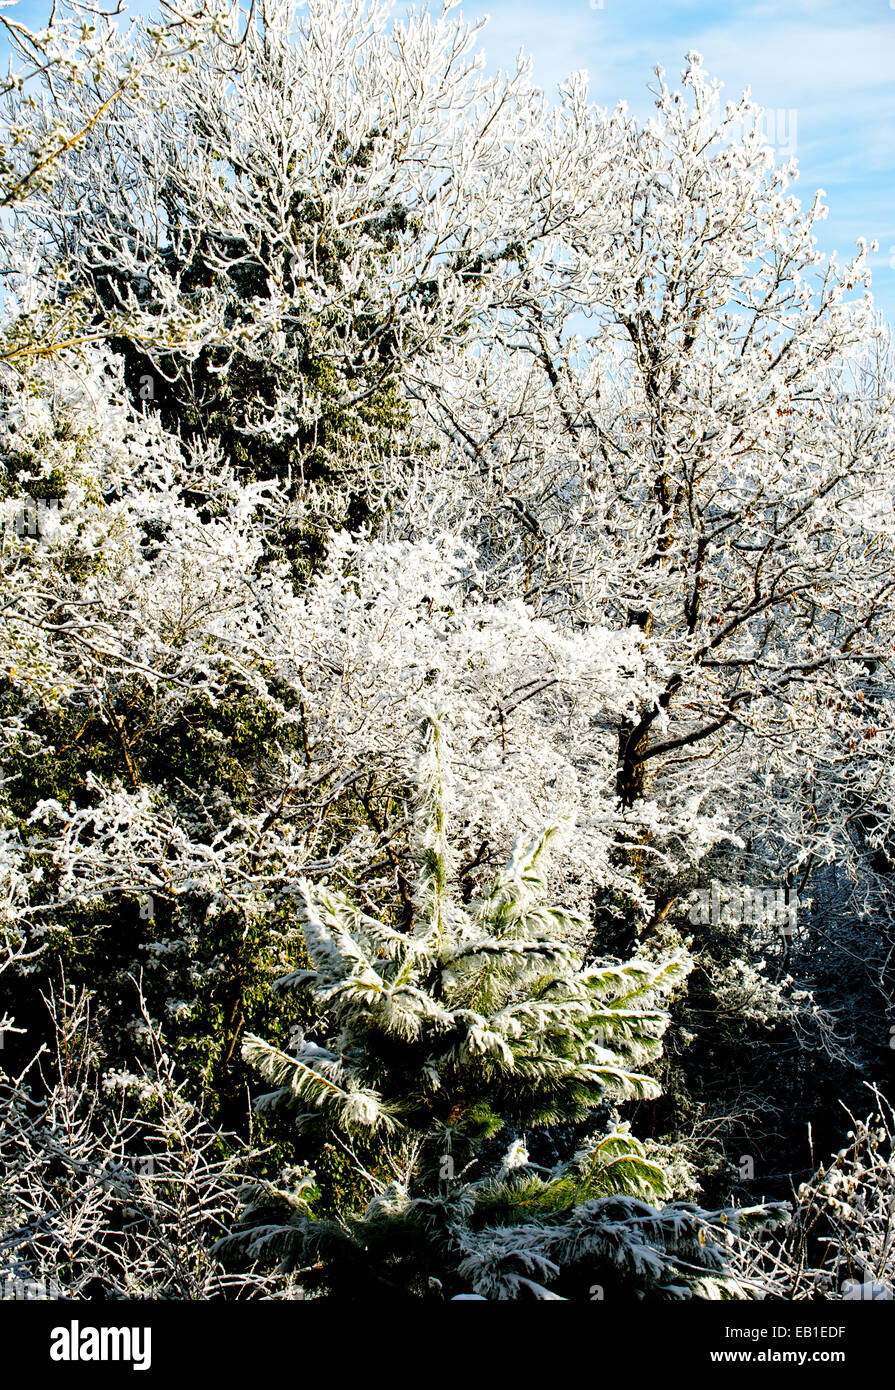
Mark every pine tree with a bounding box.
[217,718,784,1299]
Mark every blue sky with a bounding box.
[4,0,894,324]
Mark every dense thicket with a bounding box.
[0,0,893,1301]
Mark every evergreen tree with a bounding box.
[217,719,784,1299]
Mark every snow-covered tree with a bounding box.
[0,336,689,1116]
[9,0,555,553]
[217,719,785,1298]
[406,45,895,1165]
